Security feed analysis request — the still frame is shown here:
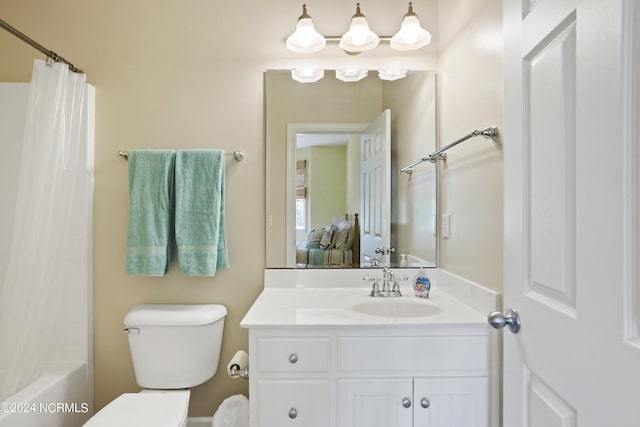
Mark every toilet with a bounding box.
[85,304,228,427]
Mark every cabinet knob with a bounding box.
[288,353,298,364]
[420,397,430,409]
[402,397,412,408]
[288,408,298,419]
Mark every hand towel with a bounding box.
[175,149,229,276]
[126,150,176,276]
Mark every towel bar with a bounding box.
[118,150,245,162]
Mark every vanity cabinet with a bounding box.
[338,377,488,427]
[247,326,492,427]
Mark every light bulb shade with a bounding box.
[391,15,431,51]
[335,69,368,82]
[287,18,326,53]
[378,69,408,81]
[291,69,324,83]
[339,6,379,54]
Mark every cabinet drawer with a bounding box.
[257,337,330,373]
[338,335,489,374]
[257,379,329,427]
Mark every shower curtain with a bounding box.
[0,60,87,400]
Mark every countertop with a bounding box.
[240,286,487,328]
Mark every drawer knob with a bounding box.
[289,353,298,364]
[288,408,298,419]
[420,397,430,409]
[402,397,412,408]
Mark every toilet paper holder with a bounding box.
[227,350,249,380]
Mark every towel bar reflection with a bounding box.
[118,150,245,162]
[400,126,498,174]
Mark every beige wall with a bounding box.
[308,145,347,230]
[383,72,438,265]
[0,0,504,417]
[437,0,504,290]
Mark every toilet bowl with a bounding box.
[84,390,189,427]
[84,304,228,427]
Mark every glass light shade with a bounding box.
[378,69,408,81]
[391,3,432,51]
[339,5,379,54]
[286,6,326,53]
[335,69,368,82]
[291,69,324,83]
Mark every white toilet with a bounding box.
[85,304,228,427]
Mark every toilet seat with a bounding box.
[83,390,189,427]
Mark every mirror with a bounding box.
[265,69,437,268]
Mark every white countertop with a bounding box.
[240,286,487,327]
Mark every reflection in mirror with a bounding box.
[265,70,437,269]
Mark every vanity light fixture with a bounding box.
[291,68,325,83]
[378,69,408,81]
[390,2,432,51]
[285,3,432,54]
[335,69,368,82]
[286,4,326,53]
[338,3,380,54]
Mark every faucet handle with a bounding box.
[364,276,381,297]
[389,273,409,297]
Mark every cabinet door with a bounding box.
[338,378,413,427]
[413,377,488,427]
[257,379,329,427]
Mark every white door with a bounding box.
[502,0,640,425]
[360,109,391,266]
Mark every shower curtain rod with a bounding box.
[400,126,499,174]
[0,18,83,73]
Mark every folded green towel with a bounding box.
[175,150,229,276]
[126,150,176,276]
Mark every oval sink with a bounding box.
[352,299,441,318]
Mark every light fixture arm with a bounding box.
[352,3,365,19]
[298,4,311,20]
[404,2,417,18]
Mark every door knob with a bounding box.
[402,397,412,408]
[487,308,521,333]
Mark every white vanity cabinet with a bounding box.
[247,325,491,427]
[338,377,488,427]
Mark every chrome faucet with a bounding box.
[363,266,407,297]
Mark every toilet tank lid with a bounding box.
[124,304,228,326]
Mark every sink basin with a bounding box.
[352,299,441,318]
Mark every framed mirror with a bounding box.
[265,69,437,268]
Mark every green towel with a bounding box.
[126,150,176,276]
[175,149,229,276]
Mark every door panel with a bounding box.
[525,15,577,315]
[413,377,488,427]
[338,378,412,427]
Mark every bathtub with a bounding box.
[0,362,93,427]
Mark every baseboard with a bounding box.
[187,417,212,427]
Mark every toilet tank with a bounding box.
[124,304,227,389]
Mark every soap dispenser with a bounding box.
[413,266,431,298]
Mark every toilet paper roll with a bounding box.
[227,350,249,378]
